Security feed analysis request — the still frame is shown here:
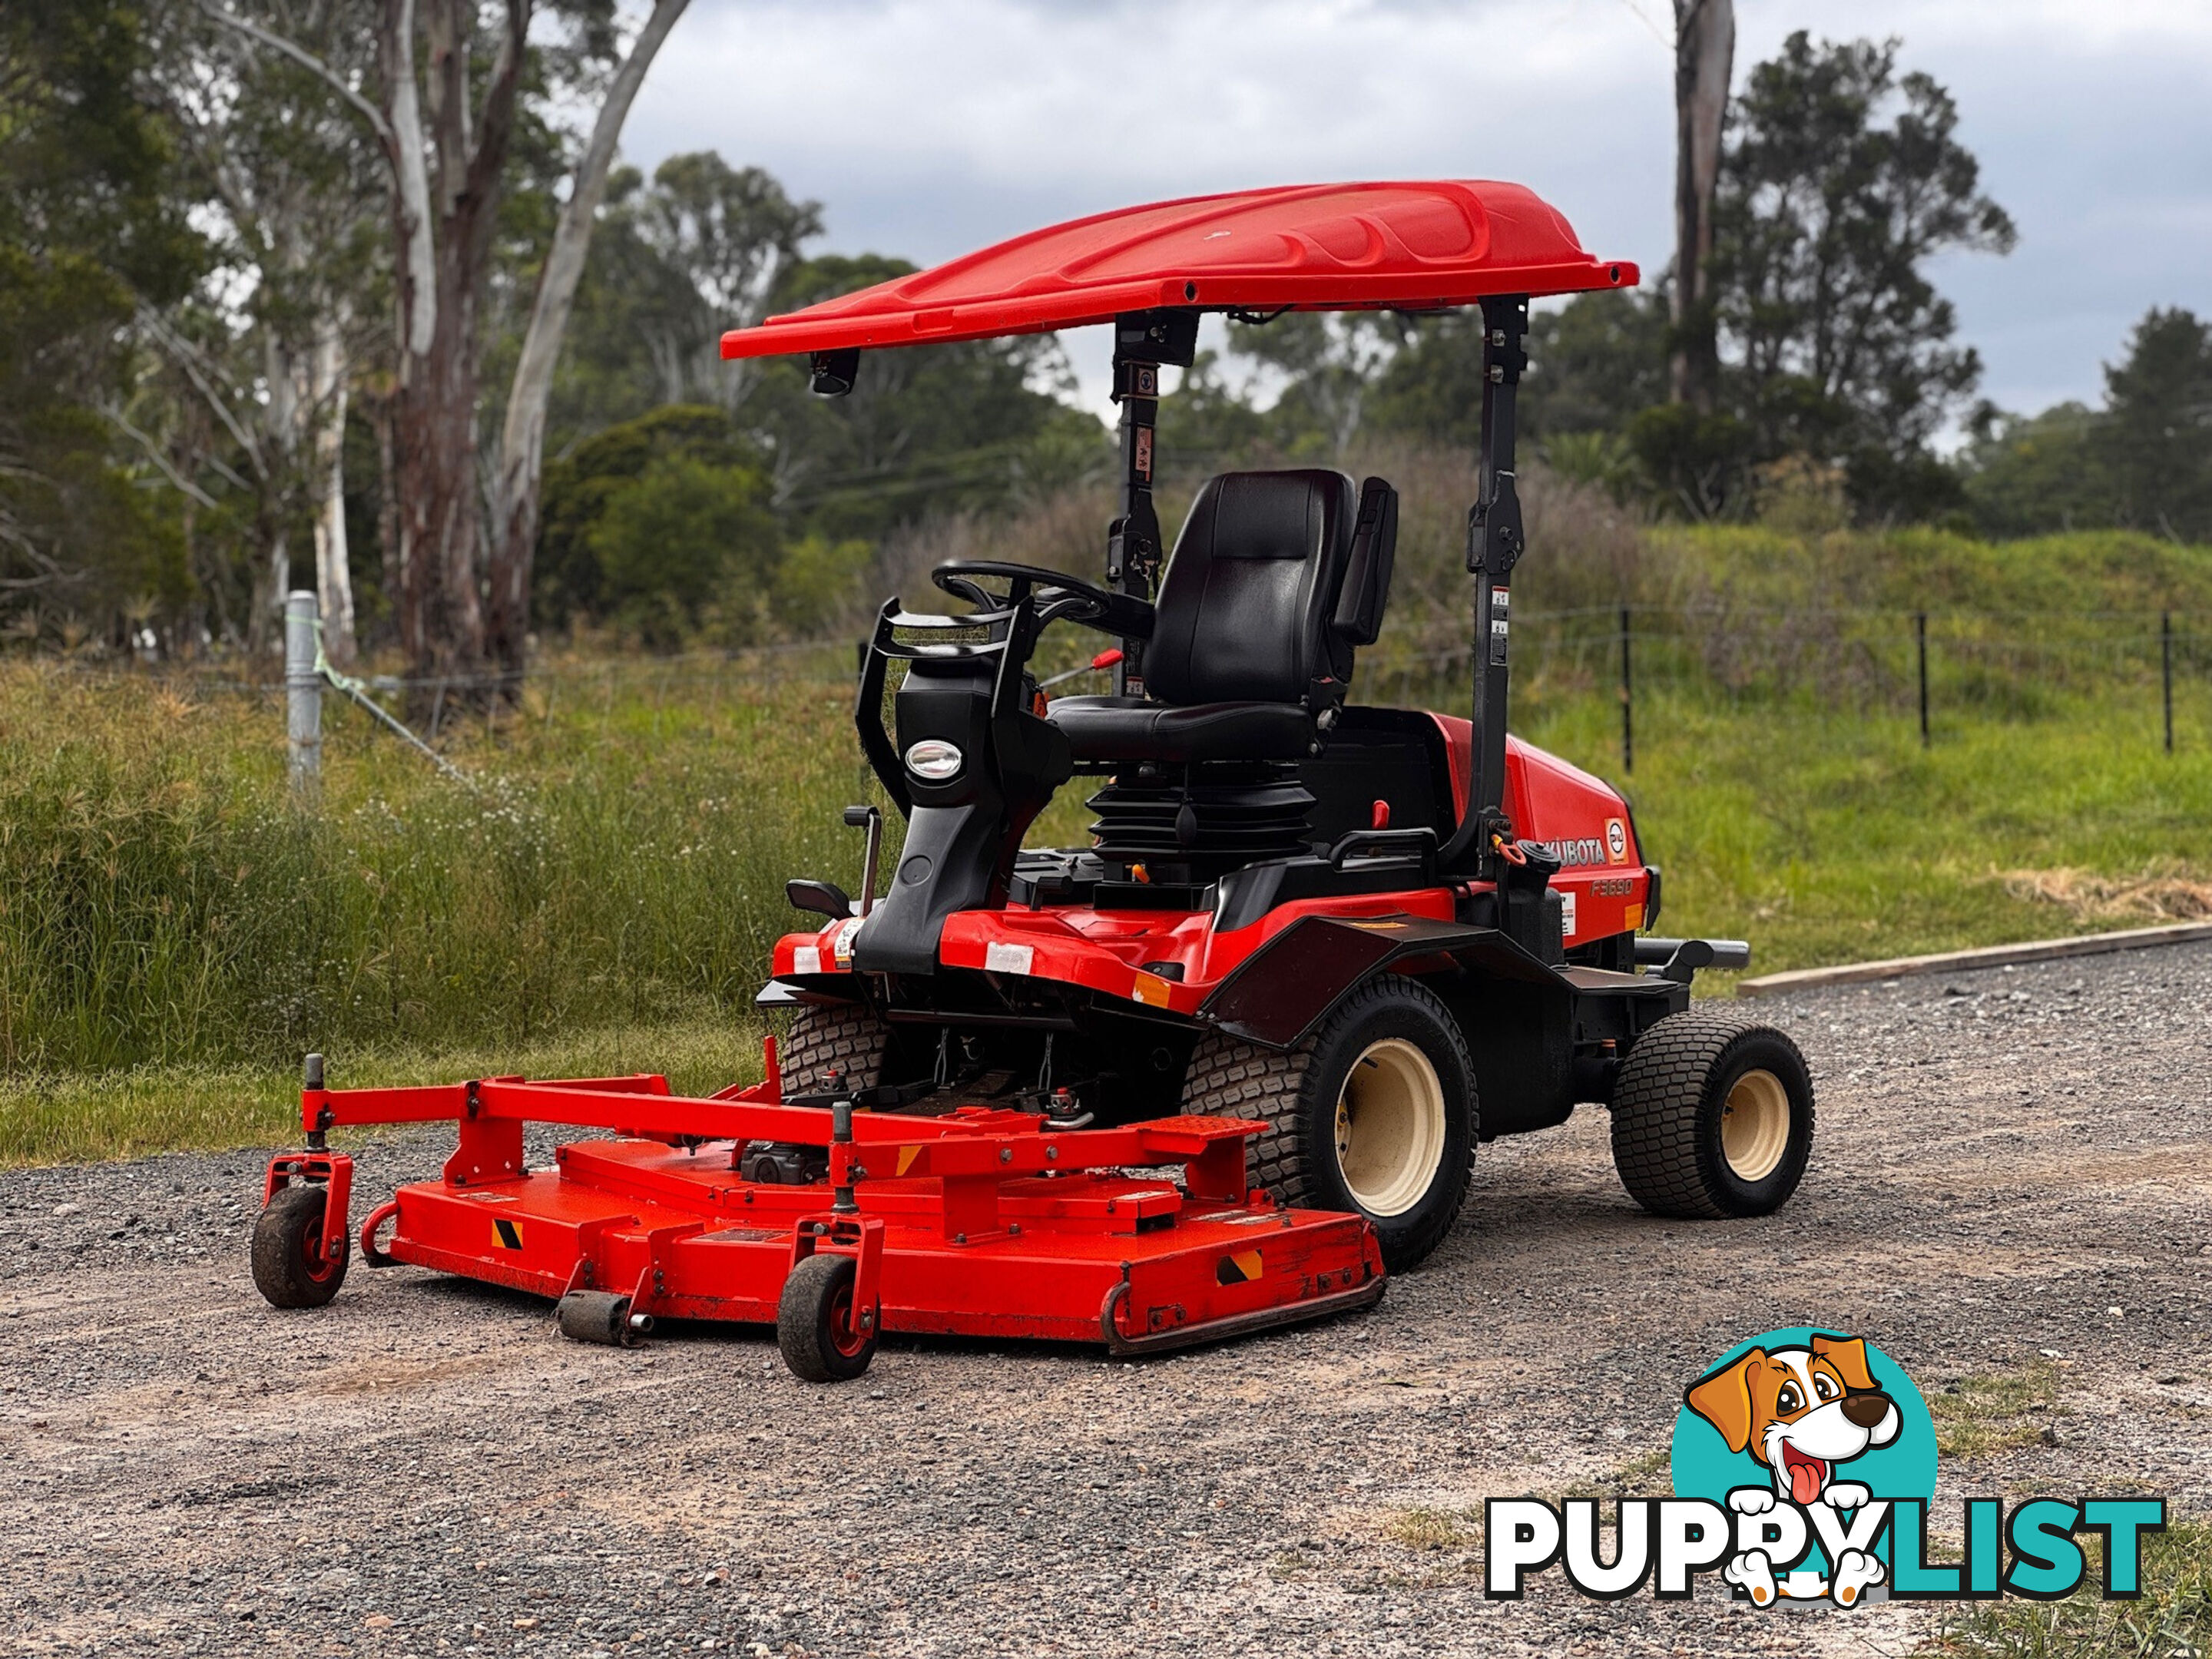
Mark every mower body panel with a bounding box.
[770,719,1661,1048]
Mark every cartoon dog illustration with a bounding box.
[1684,1333,1902,1606]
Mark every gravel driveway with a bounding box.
[5,942,2210,1657]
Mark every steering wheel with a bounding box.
[932,560,1151,638]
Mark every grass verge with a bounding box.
[0,1009,770,1166]
[1929,1518,2212,1657]
[1930,1359,2067,1459]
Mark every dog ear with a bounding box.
[1811,1333,1877,1392]
[1686,1349,1765,1454]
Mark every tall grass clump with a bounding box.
[0,652,889,1078]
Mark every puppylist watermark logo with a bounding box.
[1485,1327,2165,1607]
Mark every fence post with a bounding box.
[284,589,321,799]
[1618,604,1634,774]
[2163,611,2175,755]
[1916,611,1930,749]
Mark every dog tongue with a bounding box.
[1788,1456,1824,1505]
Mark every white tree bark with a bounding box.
[310,316,358,664]
[381,0,438,360]
[261,325,302,634]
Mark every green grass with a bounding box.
[1929,1360,2067,1460]
[1508,687,2212,973]
[0,651,879,1072]
[1929,1518,2212,1658]
[0,1012,771,1166]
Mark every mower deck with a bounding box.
[270,1066,1383,1377]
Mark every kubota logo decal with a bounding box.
[1484,1326,2164,1607]
[1521,837,1606,867]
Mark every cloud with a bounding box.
[623,0,2212,421]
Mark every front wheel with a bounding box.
[1184,975,1476,1271]
[778,1002,889,1096]
[777,1253,879,1382]
[1610,1010,1815,1219]
[251,1184,349,1309]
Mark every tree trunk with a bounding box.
[310,318,358,665]
[378,0,525,705]
[393,310,486,684]
[1671,0,1734,411]
[488,0,690,677]
[372,385,401,642]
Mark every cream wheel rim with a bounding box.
[1720,1068,1791,1182]
[1332,1038,1447,1217]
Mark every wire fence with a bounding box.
[16,602,2206,784]
[1362,604,2209,768]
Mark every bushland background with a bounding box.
[5,9,2211,1167]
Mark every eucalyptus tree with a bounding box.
[0,1,201,641]
[138,1,384,658]
[210,0,688,693]
[1708,32,2015,508]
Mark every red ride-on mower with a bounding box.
[251,181,1815,1380]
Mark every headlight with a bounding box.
[904,738,963,780]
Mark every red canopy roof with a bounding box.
[720,180,1636,361]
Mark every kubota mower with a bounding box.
[252,180,1815,1381]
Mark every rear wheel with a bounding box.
[251,1184,349,1309]
[1610,1010,1815,1219]
[779,1002,889,1096]
[1183,975,1475,1270]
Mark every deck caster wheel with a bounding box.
[777,1253,879,1382]
[251,1184,349,1309]
[1611,1010,1816,1219]
[557,1290,649,1346]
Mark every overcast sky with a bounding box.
[621,0,2212,426]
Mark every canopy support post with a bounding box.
[1442,292,1529,881]
[1106,309,1198,698]
[1106,360,1161,697]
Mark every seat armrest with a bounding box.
[1048,590,1154,640]
[1331,476,1398,646]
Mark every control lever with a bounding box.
[1038,647,1124,690]
[843,805,882,916]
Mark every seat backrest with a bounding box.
[1145,469,1359,706]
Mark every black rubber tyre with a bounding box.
[1182,975,1476,1271]
[777,1252,879,1382]
[779,1002,889,1096]
[1611,1009,1815,1219]
[250,1184,349,1309]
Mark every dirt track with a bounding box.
[4,942,2210,1657]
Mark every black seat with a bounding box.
[1050,469,1395,762]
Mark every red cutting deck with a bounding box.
[291,1071,1384,1361]
[386,1137,1379,1345]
